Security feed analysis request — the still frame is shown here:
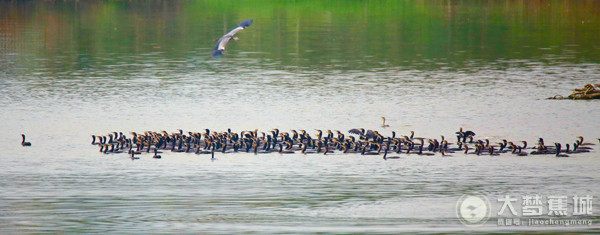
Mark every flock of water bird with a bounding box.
[76,121,597,160]
[18,115,597,160]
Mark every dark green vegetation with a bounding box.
[2,0,599,72]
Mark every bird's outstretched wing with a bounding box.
[212,19,253,58]
[211,37,232,58]
[464,131,476,137]
[348,128,364,135]
[365,130,377,140]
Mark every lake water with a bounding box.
[1,0,599,233]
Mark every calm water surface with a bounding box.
[1,0,599,233]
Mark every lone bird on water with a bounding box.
[21,134,31,146]
[381,117,390,128]
[211,19,253,58]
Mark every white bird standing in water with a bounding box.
[211,19,253,58]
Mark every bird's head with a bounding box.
[238,19,253,28]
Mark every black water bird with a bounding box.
[21,134,31,146]
[348,128,378,141]
[440,149,452,157]
[383,148,400,160]
[360,146,379,155]
[514,146,528,156]
[348,128,365,136]
[220,142,228,153]
[323,146,332,155]
[576,136,594,146]
[530,138,548,154]
[538,138,545,147]
[301,143,317,154]
[554,143,569,157]
[427,140,435,152]
[211,19,253,57]
[127,143,141,155]
[130,151,140,160]
[488,145,499,156]
[418,144,434,156]
[99,144,107,153]
[447,141,463,152]
[278,144,294,154]
[153,149,162,159]
[573,136,593,152]
[109,144,123,153]
[365,130,378,141]
[456,127,476,142]
[474,144,483,155]
[196,143,213,154]
[498,140,508,152]
[571,141,590,153]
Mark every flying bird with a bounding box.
[211,19,253,58]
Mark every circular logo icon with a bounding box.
[456,194,491,226]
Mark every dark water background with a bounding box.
[1,0,599,233]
